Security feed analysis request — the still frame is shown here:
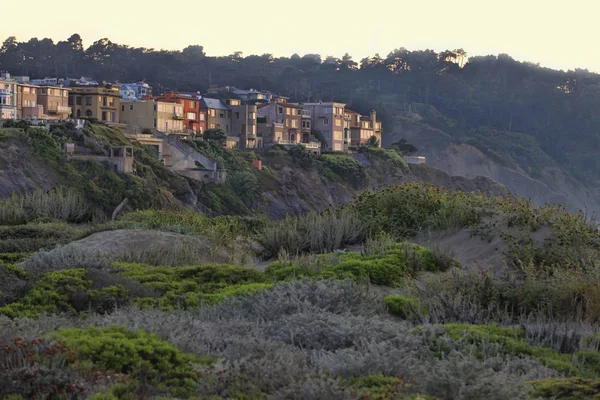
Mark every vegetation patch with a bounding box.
[112,262,271,309]
[384,296,427,319]
[52,325,210,398]
[528,377,600,400]
[266,243,451,286]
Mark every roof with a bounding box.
[344,108,360,115]
[200,98,229,110]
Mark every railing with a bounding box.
[300,110,311,118]
[49,105,71,114]
[275,140,320,150]
[173,113,185,120]
[0,89,12,95]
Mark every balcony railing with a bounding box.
[0,89,12,96]
[275,139,320,150]
[48,105,71,114]
[173,113,185,120]
[300,110,311,118]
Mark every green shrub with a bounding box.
[384,296,427,319]
[112,262,271,309]
[266,243,448,286]
[0,253,29,264]
[52,325,210,397]
[347,374,405,397]
[431,324,600,377]
[528,377,600,399]
[320,153,367,186]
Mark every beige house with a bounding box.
[120,99,184,134]
[297,102,347,151]
[0,73,18,120]
[17,83,43,120]
[69,84,121,123]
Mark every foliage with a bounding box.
[363,147,409,171]
[266,243,452,286]
[320,154,367,187]
[202,128,227,146]
[52,325,209,397]
[112,262,270,309]
[259,207,366,256]
[528,377,600,400]
[0,187,91,225]
[384,296,427,320]
[424,323,600,377]
[389,138,418,156]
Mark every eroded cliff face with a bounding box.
[385,116,600,215]
[0,139,61,198]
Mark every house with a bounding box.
[69,83,121,123]
[158,92,206,134]
[0,72,18,120]
[17,83,43,120]
[37,85,71,120]
[119,82,152,101]
[120,98,185,134]
[257,99,302,144]
[345,109,382,148]
[225,98,258,149]
[296,102,347,152]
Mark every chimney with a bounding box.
[370,110,376,127]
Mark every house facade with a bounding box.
[119,82,152,101]
[226,98,258,149]
[69,84,121,123]
[38,86,71,120]
[17,83,43,120]
[159,92,205,134]
[0,72,18,120]
[120,99,184,133]
[299,102,347,151]
[257,99,302,145]
[346,109,382,147]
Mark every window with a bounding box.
[154,104,158,112]
[85,97,92,106]
[323,118,329,125]
[110,112,115,122]
[249,112,256,120]
[153,119,157,128]
[186,112,196,120]
[102,111,107,121]
[333,142,343,151]
[278,107,283,114]
[210,109,216,117]
[129,104,134,111]
[291,119,297,128]
[235,112,240,119]
[121,105,125,112]
[189,101,196,108]
[76,96,82,105]
[210,123,216,129]
[219,112,224,118]
[322,130,330,138]
[324,107,332,114]
[335,119,342,127]
[215,124,220,129]
[41,89,47,95]
[199,113,205,121]
[23,87,30,94]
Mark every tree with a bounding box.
[366,135,380,147]
[390,139,418,156]
[202,128,227,146]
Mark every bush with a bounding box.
[320,154,367,187]
[112,262,270,309]
[52,325,210,397]
[528,377,600,399]
[266,243,454,287]
[259,207,366,256]
[0,187,91,225]
[384,296,427,320]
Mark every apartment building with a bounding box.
[120,99,184,133]
[38,86,71,120]
[0,72,18,120]
[69,83,121,123]
[159,92,206,134]
[346,109,382,147]
[120,82,152,101]
[257,99,302,145]
[226,98,258,149]
[299,102,347,151]
[17,83,43,120]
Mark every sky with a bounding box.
[1,0,598,72]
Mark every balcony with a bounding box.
[173,113,185,120]
[48,105,72,114]
[300,110,311,118]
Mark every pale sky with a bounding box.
[1,0,598,72]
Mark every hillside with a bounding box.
[0,122,508,221]
[380,100,600,215]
